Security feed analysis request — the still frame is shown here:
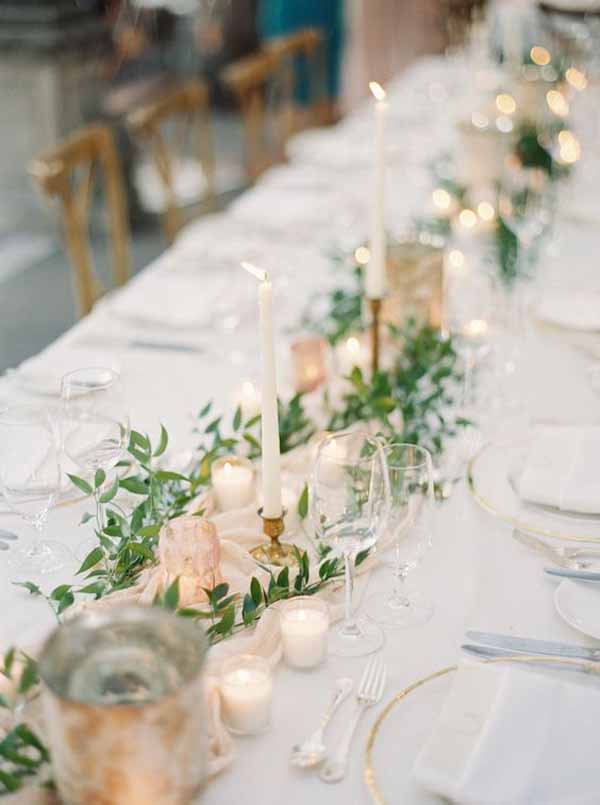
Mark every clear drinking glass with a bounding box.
[0,404,70,575]
[366,444,435,627]
[61,368,129,551]
[310,431,390,658]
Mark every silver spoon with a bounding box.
[0,529,18,541]
[0,542,8,551]
[290,677,353,769]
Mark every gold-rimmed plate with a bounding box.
[364,655,600,804]
[467,440,600,544]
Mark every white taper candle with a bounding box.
[366,81,388,300]
[242,262,283,519]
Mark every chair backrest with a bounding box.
[222,50,289,182]
[29,124,131,318]
[127,79,215,244]
[264,27,327,130]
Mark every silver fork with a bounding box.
[320,656,386,783]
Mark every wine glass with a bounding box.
[366,444,435,627]
[310,430,390,658]
[61,368,129,552]
[0,404,71,575]
[498,161,553,281]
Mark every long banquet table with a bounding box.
[2,54,600,803]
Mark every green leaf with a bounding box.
[79,512,94,525]
[0,769,21,792]
[277,566,289,589]
[94,468,106,489]
[77,547,104,574]
[17,658,38,695]
[50,584,71,601]
[129,543,156,562]
[250,577,262,607]
[198,401,212,418]
[57,591,75,615]
[13,581,41,597]
[137,524,161,538]
[242,594,257,625]
[99,476,120,504]
[153,424,169,457]
[78,582,105,598]
[232,406,242,432]
[163,578,180,611]
[67,474,93,496]
[154,470,189,484]
[211,583,229,603]
[119,477,148,495]
[297,483,309,519]
[177,607,213,619]
[355,548,370,566]
[244,414,261,429]
[210,604,235,636]
[2,648,15,677]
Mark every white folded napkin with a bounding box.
[110,272,227,329]
[516,424,600,514]
[536,291,600,332]
[414,659,600,805]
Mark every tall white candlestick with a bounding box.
[242,262,282,519]
[366,81,388,300]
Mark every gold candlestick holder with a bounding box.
[250,508,299,567]
[369,298,383,375]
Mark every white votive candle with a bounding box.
[232,380,261,421]
[280,597,329,669]
[220,655,272,735]
[211,456,255,511]
[335,335,370,376]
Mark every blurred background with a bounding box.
[0,0,478,373]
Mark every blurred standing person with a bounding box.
[342,0,444,111]
[258,0,345,121]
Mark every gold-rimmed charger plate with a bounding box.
[364,655,600,804]
[467,440,600,544]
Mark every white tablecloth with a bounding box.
[2,55,600,803]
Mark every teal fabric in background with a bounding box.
[258,0,344,102]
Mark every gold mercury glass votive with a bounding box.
[38,606,208,805]
[290,336,329,393]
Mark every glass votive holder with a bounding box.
[280,596,329,670]
[38,605,207,805]
[290,336,328,393]
[211,455,255,512]
[220,654,273,735]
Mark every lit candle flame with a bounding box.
[224,462,233,475]
[369,81,386,102]
[241,261,268,282]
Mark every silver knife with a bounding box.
[544,567,600,582]
[129,339,205,354]
[461,644,600,671]
[465,631,600,661]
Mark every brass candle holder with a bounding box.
[250,508,300,567]
[369,298,383,374]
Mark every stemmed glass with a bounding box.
[310,430,390,658]
[61,368,129,554]
[0,404,71,575]
[498,161,553,283]
[366,444,435,627]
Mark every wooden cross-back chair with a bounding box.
[127,79,215,244]
[264,27,328,132]
[28,124,131,318]
[222,50,290,183]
